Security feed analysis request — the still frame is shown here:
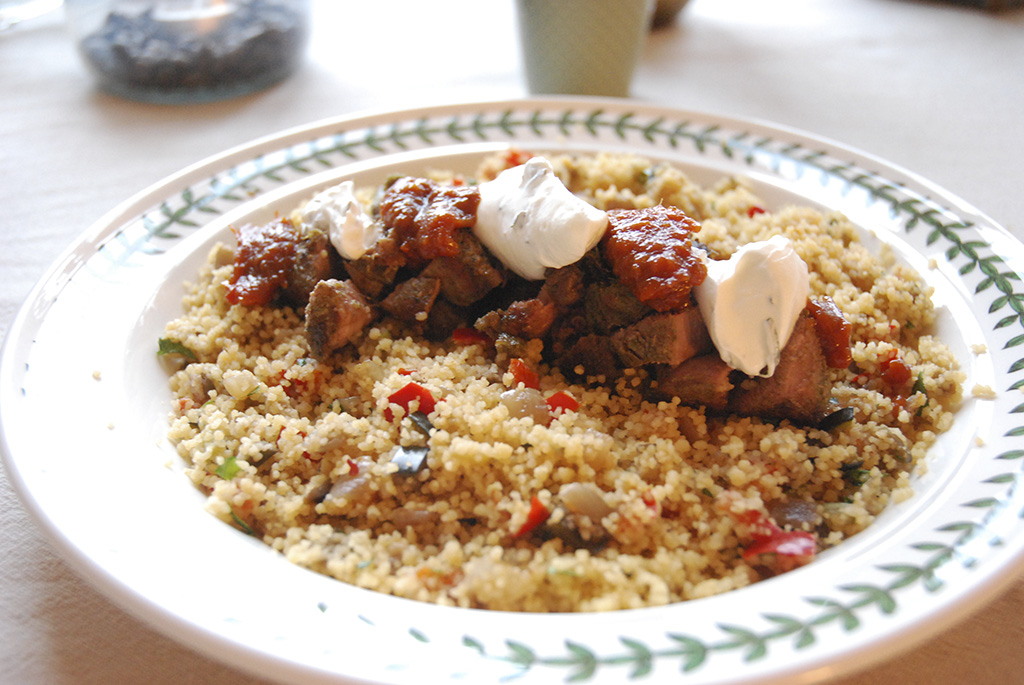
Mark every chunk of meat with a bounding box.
[423,299,472,341]
[548,311,589,358]
[305,279,374,359]
[379,176,480,262]
[602,206,707,313]
[420,230,505,307]
[475,297,557,340]
[226,218,299,306]
[557,334,621,379]
[226,219,340,308]
[652,354,734,411]
[345,234,406,299]
[584,281,651,334]
[283,227,337,308]
[540,264,585,310]
[728,313,831,423]
[381,275,441,323]
[610,308,712,367]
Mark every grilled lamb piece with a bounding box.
[557,334,621,379]
[345,234,406,299]
[584,281,651,334]
[305,279,374,359]
[283,228,337,308]
[728,313,832,424]
[419,299,469,340]
[381,275,441,323]
[420,230,505,307]
[653,354,734,411]
[475,297,558,340]
[540,264,586,309]
[610,308,712,367]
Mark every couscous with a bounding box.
[160,151,963,612]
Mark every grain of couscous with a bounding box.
[161,151,963,612]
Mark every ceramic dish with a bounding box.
[3,99,1023,685]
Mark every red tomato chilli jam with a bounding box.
[378,176,480,262]
[161,151,965,613]
[807,296,853,369]
[602,205,707,312]
[226,218,298,306]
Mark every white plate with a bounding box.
[3,98,1023,685]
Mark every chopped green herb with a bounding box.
[216,456,241,479]
[912,372,930,416]
[157,337,196,360]
[702,488,713,497]
[840,460,871,487]
[912,372,929,398]
[229,508,253,535]
[357,559,373,569]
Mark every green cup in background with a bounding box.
[515,0,655,98]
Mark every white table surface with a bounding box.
[2,1,1023,683]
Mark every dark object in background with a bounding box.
[651,0,690,28]
[952,0,1023,7]
[73,0,309,104]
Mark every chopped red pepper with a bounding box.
[384,381,437,421]
[742,527,817,560]
[346,458,360,476]
[545,391,579,415]
[739,510,816,560]
[502,148,533,170]
[514,495,551,538]
[508,358,540,390]
[746,206,766,218]
[452,327,492,348]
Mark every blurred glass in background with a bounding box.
[64,0,310,104]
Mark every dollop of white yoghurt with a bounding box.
[473,157,609,280]
[694,235,810,377]
[301,181,380,260]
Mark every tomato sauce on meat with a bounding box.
[379,177,480,263]
[807,296,853,369]
[602,206,707,313]
[226,218,298,306]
